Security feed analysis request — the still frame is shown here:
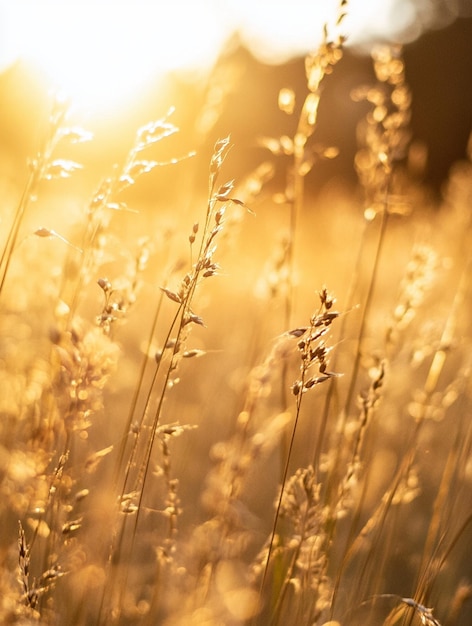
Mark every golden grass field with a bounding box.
[0,10,471,626]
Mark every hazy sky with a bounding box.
[229,0,469,61]
[1,0,469,67]
[0,0,469,108]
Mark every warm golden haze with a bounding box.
[0,3,471,626]
[0,0,467,110]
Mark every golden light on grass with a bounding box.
[1,2,471,625]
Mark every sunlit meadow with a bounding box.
[0,2,471,625]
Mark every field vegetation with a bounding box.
[1,6,471,625]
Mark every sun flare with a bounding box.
[0,0,463,112]
[0,1,229,112]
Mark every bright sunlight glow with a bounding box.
[0,1,229,111]
[0,0,465,112]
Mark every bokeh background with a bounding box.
[1,0,471,203]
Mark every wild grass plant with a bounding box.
[1,10,472,626]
